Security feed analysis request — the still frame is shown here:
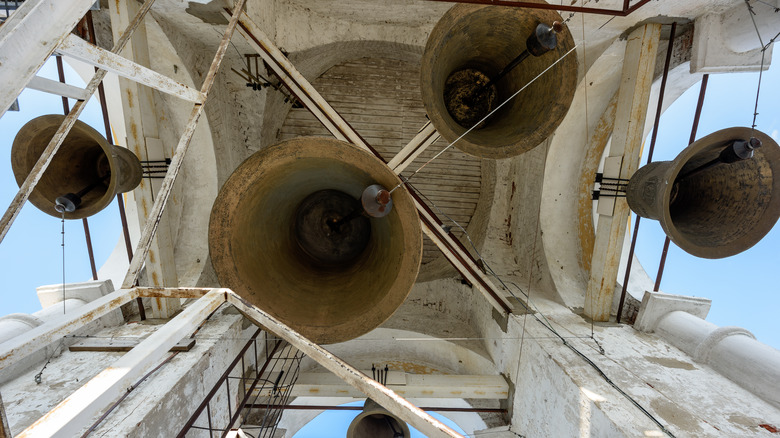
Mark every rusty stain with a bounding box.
[578,94,618,272]
[126,89,135,109]
[129,122,138,141]
[148,249,156,264]
[760,424,780,433]
[152,271,160,286]
[385,361,440,375]
[474,390,485,395]
[308,388,320,393]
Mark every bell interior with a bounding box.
[11,115,116,219]
[421,4,576,158]
[209,138,422,344]
[670,140,777,252]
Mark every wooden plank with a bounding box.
[584,23,662,322]
[69,338,195,352]
[250,372,509,399]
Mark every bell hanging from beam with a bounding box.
[420,1,577,159]
[11,114,143,219]
[626,127,780,259]
[208,137,423,344]
[347,399,411,438]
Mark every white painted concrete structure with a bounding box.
[1,0,780,437]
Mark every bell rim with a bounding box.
[208,136,423,344]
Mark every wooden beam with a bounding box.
[227,292,464,438]
[584,23,661,321]
[388,121,440,173]
[251,371,509,399]
[56,34,204,103]
[0,0,94,117]
[27,75,88,100]
[18,290,225,438]
[121,0,248,311]
[68,338,195,352]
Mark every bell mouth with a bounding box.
[420,2,577,159]
[660,127,780,258]
[208,137,423,344]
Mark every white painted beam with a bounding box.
[227,292,464,438]
[585,23,661,321]
[18,289,225,438]
[56,34,204,103]
[27,75,88,100]
[388,121,441,173]
[0,0,95,117]
[252,371,509,399]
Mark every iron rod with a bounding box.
[177,328,265,437]
[654,74,709,292]
[423,0,652,16]
[616,22,676,323]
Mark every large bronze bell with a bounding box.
[420,2,577,159]
[346,399,411,438]
[11,114,142,219]
[208,137,422,344]
[626,127,780,259]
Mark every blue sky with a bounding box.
[292,400,468,437]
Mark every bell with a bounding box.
[626,127,780,259]
[208,137,422,344]
[347,399,411,438]
[11,114,142,219]
[420,2,577,159]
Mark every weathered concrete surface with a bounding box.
[505,307,780,437]
[0,305,253,437]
